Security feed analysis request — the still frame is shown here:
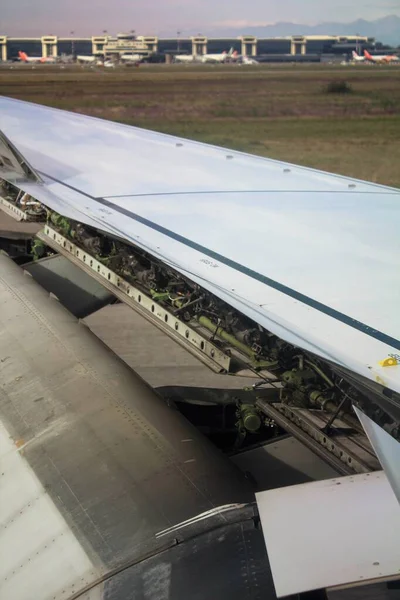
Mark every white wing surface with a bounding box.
[256,471,400,597]
[355,406,400,503]
[0,96,399,394]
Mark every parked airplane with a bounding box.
[120,53,143,63]
[76,55,96,63]
[18,51,56,64]
[76,55,114,67]
[200,47,236,63]
[364,49,399,63]
[174,53,197,63]
[351,50,366,62]
[239,55,259,65]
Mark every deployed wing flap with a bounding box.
[256,471,400,597]
[355,406,400,503]
[0,96,400,398]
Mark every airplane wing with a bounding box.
[256,469,400,597]
[354,406,400,502]
[0,251,271,600]
[0,95,399,399]
[1,96,400,598]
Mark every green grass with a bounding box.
[1,63,400,187]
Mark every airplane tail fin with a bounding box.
[18,51,28,62]
[364,49,372,59]
[228,47,234,56]
[352,51,359,59]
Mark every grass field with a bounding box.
[1,63,400,187]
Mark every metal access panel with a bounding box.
[231,436,339,490]
[0,207,42,240]
[256,471,400,598]
[0,195,28,221]
[25,254,114,318]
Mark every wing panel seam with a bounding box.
[37,170,400,351]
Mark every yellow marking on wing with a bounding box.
[379,357,398,367]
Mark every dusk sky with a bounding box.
[2,0,400,36]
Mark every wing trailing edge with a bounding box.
[0,129,41,183]
[354,406,400,504]
[256,470,400,597]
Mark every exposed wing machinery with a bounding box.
[0,96,399,487]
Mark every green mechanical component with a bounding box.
[95,244,115,266]
[49,212,71,237]
[281,368,318,407]
[198,316,253,357]
[309,389,338,413]
[282,369,316,388]
[171,296,186,309]
[304,359,335,388]
[150,289,170,303]
[197,315,278,370]
[237,403,262,433]
[31,239,46,260]
[281,368,338,411]
[98,254,110,265]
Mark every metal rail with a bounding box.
[257,399,381,474]
[39,226,381,474]
[39,226,231,373]
[0,195,27,221]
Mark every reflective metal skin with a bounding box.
[355,407,400,504]
[0,96,399,599]
[0,253,275,600]
[0,97,399,397]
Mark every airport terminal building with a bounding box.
[0,32,377,62]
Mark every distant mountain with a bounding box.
[172,15,400,47]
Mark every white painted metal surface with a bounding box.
[256,471,400,597]
[232,436,339,490]
[0,196,27,221]
[355,407,400,504]
[0,421,100,600]
[0,252,263,600]
[0,96,399,396]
